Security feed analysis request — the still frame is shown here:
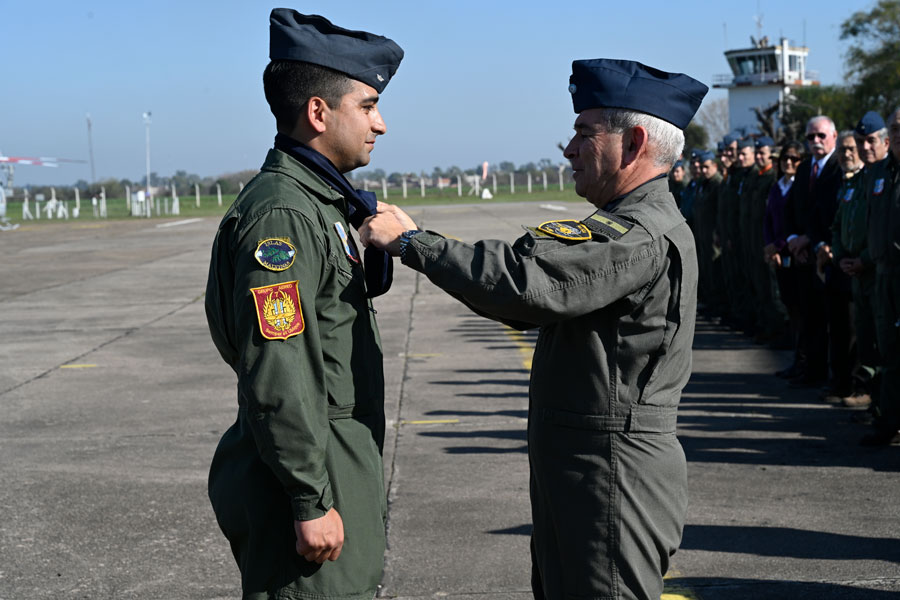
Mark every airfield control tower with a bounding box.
[713,36,819,134]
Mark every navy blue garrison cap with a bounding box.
[755,136,775,149]
[269,9,403,93]
[855,111,885,136]
[722,132,741,145]
[699,150,716,163]
[673,159,684,169]
[737,138,755,150]
[568,59,708,129]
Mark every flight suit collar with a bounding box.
[261,148,345,206]
[606,173,669,213]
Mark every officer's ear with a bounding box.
[621,125,649,168]
[305,96,330,134]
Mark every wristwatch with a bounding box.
[399,229,421,261]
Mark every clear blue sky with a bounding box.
[2,0,864,186]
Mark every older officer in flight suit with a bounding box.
[205,9,402,599]
[361,59,707,600]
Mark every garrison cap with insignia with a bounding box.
[855,111,885,136]
[699,150,716,163]
[673,159,683,169]
[737,138,755,150]
[722,132,741,145]
[754,136,775,149]
[269,8,403,93]
[568,58,708,129]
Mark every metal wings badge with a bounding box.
[250,281,305,340]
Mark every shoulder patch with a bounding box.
[582,210,633,240]
[536,219,592,241]
[250,280,305,340]
[255,238,296,271]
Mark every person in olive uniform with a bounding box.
[860,107,900,446]
[727,138,756,330]
[204,9,403,599]
[692,150,722,308]
[361,58,708,600]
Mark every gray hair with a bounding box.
[594,108,685,168]
[807,115,836,134]
[838,129,856,144]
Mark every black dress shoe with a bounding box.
[859,429,900,447]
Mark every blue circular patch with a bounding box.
[255,238,296,272]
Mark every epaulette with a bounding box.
[581,210,633,240]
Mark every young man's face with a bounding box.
[755,145,772,169]
[671,165,684,182]
[320,80,386,173]
[737,146,755,168]
[701,159,718,179]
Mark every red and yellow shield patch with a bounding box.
[250,281,305,340]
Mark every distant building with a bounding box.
[713,37,819,134]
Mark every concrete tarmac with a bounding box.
[0,202,897,600]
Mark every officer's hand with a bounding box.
[376,202,418,230]
[815,245,832,269]
[294,508,344,564]
[360,213,406,256]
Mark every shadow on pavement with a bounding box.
[681,524,900,563]
[664,577,900,600]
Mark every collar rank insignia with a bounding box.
[582,210,633,240]
[334,222,360,263]
[536,220,592,241]
[873,178,885,196]
[255,238,296,271]
[250,280,305,340]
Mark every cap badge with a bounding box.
[568,83,577,94]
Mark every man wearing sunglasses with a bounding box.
[784,116,843,390]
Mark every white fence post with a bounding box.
[217,183,223,206]
[527,172,532,194]
[195,183,200,208]
[510,172,515,194]
[457,175,462,197]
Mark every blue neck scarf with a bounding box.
[274,134,392,298]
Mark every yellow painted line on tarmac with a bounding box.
[401,419,460,425]
[662,569,699,600]
[503,327,533,370]
[60,364,97,369]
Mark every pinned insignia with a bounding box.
[333,222,360,263]
[582,210,633,240]
[537,220,592,241]
[255,238,296,271]
[843,187,854,202]
[250,281,305,340]
[873,178,885,196]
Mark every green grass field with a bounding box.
[2,185,585,227]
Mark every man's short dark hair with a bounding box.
[263,60,353,132]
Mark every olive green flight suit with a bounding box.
[401,177,695,600]
[205,149,387,600]
[831,170,877,387]
[865,154,900,433]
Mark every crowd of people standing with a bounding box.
[670,109,900,447]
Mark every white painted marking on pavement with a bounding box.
[156,218,203,228]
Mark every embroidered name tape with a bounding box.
[255,238,296,271]
[250,280,305,340]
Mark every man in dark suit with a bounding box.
[784,116,844,390]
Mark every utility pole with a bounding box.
[86,113,96,183]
